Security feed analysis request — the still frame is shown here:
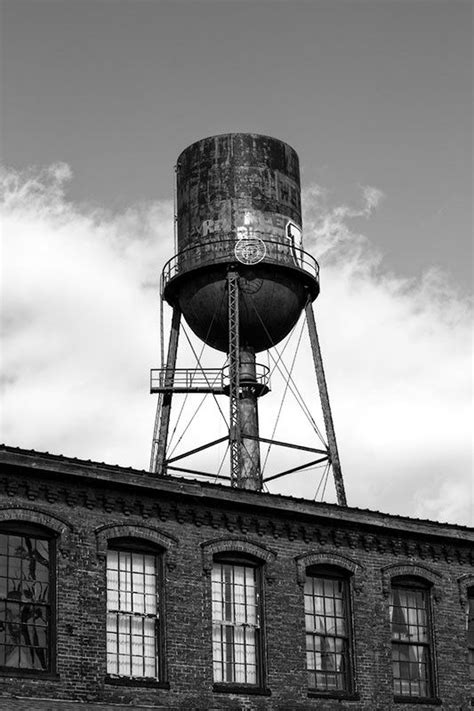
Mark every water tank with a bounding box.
[162,133,319,353]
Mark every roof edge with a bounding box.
[0,444,471,541]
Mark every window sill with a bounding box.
[105,675,169,689]
[0,668,59,680]
[213,683,271,696]
[394,696,442,705]
[308,690,359,701]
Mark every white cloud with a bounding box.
[299,185,472,524]
[1,162,173,467]
[1,166,472,525]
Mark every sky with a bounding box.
[0,0,472,525]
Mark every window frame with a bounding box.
[211,553,269,696]
[105,538,166,687]
[0,523,57,677]
[304,564,355,698]
[467,586,474,700]
[390,575,436,701]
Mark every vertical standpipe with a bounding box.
[237,347,262,490]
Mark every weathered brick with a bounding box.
[0,445,472,710]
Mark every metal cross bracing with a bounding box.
[227,270,242,487]
[149,277,347,506]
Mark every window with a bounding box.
[390,577,434,698]
[304,567,352,693]
[468,587,474,697]
[211,557,263,687]
[0,527,54,672]
[106,543,163,680]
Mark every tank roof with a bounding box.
[176,132,299,162]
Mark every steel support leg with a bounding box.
[149,305,181,474]
[305,299,347,506]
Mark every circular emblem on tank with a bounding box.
[234,238,266,265]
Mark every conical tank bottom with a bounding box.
[174,263,308,353]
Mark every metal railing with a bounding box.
[221,362,270,390]
[161,239,319,295]
[150,364,271,394]
[151,368,224,393]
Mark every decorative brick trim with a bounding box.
[457,573,474,608]
[0,503,74,539]
[381,562,443,601]
[200,536,277,581]
[294,551,363,587]
[94,523,178,568]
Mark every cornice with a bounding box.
[0,445,473,549]
[0,476,472,568]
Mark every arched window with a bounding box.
[211,553,264,689]
[390,575,434,699]
[106,538,164,681]
[0,522,55,673]
[468,586,474,697]
[304,565,353,694]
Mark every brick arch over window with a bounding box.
[381,563,443,602]
[94,523,178,569]
[201,537,277,581]
[0,505,68,673]
[97,524,173,684]
[386,565,440,700]
[459,575,474,699]
[203,537,275,691]
[458,573,474,608]
[297,551,359,694]
[295,551,363,588]
[0,504,74,541]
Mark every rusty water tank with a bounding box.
[162,133,319,352]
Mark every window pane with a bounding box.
[390,584,432,698]
[468,594,474,695]
[106,550,159,679]
[0,533,51,672]
[304,573,350,692]
[467,595,474,644]
[392,642,429,696]
[211,561,260,685]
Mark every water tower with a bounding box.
[150,133,346,505]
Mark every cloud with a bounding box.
[1,162,173,467]
[298,185,472,524]
[1,166,472,525]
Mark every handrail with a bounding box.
[151,368,224,391]
[150,364,271,393]
[221,362,270,388]
[161,239,319,295]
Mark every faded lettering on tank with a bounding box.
[198,206,298,244]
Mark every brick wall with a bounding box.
[0,451,472,710]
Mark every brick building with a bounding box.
[0,443,472,710]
